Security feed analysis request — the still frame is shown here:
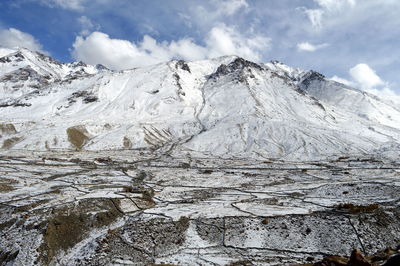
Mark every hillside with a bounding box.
[1,48,400,160]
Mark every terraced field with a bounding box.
[1,150,399,265]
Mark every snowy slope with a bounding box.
[0,48,399,159]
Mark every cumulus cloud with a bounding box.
[38,0,86,10]
[72,25,270,70]
[305,0,356,28]
[71,32,209,70]
[205,25,270,60]
[297,42,328,52]
[0,28,46,53]
[349,63,385,89]
[333,63,400,104]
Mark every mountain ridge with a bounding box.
[0,47,399,160]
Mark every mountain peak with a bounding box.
[264,60,306,82]
[209,57,263,79]
[1,49,399,159]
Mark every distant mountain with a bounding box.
[1,48,399,159]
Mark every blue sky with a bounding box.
[0,0,399,99]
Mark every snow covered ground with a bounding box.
[1,48,400,160]
[1,49,400,265]
[0,150,399,265]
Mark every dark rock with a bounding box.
[82,95,99,103]
[68,90,98,104]
[75,61,87,67]
[313,256,348,266]
[227,260,253,266]
[228,57,263,71]
[209,57,263,80]
[96,64,109,71]
[0,249,19,265]
[36,51,63,66]
[14,102,32,107]
[0,56,11,63]
[0,65,50,91]
[0,100,32,108]
[176,60,191,73]
[382,254,400,266]
[348,249,371,266]
[300,70,326,88]
[13,52,25,61]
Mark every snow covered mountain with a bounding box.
[1,48,400,159]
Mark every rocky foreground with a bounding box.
[0,150,399,265]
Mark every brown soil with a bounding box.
[123,136,132,148]
[2,137,23,149]
[335,203,379,214]
[66,126,90,150]
[0,184,14,192]
[0,123,17,135]
[38,198,122,264]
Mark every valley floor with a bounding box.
[0,150,399,265]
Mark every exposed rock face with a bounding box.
[299,70,326,88]
[382,254,400,266]
[209,57,263,79]
[175,60,191,73]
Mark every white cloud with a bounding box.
[205,24,270,61]
[0,28,46,53]
[297,42,328,52]
[38,0,86,10]
[333,63,400,104]
[305,9,324,28]
[71,32,208,70]
[72,32,151,70]
[305,0,356,28]
[167,39,208,61]
[349,63,384,89]
[216,0,249,16]
[190,0,249,30]
[71,25,270,70]
[330,75,356,87]
[77,16,99,36]
[315,0,356,11]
